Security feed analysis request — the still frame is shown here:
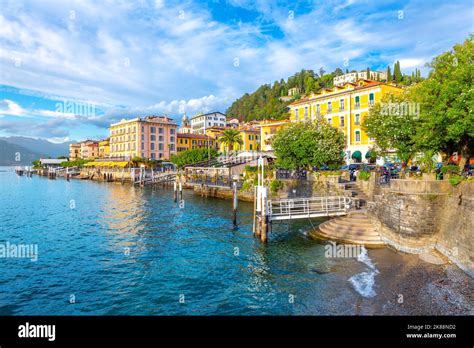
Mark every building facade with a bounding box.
[288,80,402,162]
[109,116,178,160]
[98,139,110,158]
[257,119,290,152]
[80,140,99,159]
[69,143,81,160]
[177,133,217,152]
[178,113,192,134]
[333,71,387,86]
[191,112,226,134]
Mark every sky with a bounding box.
[0,0,472,142]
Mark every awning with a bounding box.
[109,161,129,167]
[352,150,362,159]
[365,150,376,159]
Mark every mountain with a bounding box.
[0,136,73,158]
[0,140,46,166]
[226,68,344,122]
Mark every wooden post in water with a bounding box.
[232,181,238,226]
[252,186,257,235]
[173,181,177,202]
[260,186,268,243]
[179,182,183,201]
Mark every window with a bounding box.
[369,93,374,106]
[150,143,155,150]
[294,108,298,121]
[327,102,332,113]
[159,143,164,150]
[340,99,344,111]
[355,130,361,142]
[159,128,164,134]
[170,136,175,143]
[141,143,144,150]
[250,144,253,150]
[327,117,332,125]
[304,106,308,120]
[355,96,360,109]
[340,116,345,127]
[150,135,156,141]
[355,114,360,125]
[169,144,175,151]
[316,104,320,116]
[150,127,156,133]
[151,153,155,159]
[170,129,175,135]
[159,135,164,142]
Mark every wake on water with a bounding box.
[348,246,380,298]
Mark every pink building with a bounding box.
[109,116,178,160]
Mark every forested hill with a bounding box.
[226,68,344,122]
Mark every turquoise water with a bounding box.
[0,167,369,315]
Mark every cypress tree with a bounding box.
[394,61,402,82]
[386,65,391,81]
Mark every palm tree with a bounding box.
[219,129,243,153]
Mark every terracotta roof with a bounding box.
[177,133,213,139]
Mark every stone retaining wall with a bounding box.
[368,179,473,277]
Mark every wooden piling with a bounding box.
[174,182,177,202]
[232,181,238,226]
[179,182,183,201]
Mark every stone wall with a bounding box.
[368,180,473,277]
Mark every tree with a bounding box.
[272,120,345,170]
[219,129,243,152]
[170,148,218,168]
[411,35,474,167]
[386,65,392,81]
[394,60,403,82]
[363,92,418,170]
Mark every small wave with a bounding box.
[349,270,378,298]
[349,247,379,298]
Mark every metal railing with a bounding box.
[267,196,351,221]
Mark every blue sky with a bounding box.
[0,0,472,142]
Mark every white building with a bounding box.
[333,71,387,86]
[191,112,226,134]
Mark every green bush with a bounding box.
[270,179,284,194]
[359,171,371,181]
[170,148,218,168]
[441,165,460,175]
[448,175,464,186]
[61,159,91,168]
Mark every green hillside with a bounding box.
[225,68,343,122]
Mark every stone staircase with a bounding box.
[344,181,369,208]
[314,210,385,248]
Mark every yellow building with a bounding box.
[288,80,402,162]
[98,138,110,158]
[69,143,81,160]
[257,119,290,152]
[177,133,217,152]
[237,124,260,151]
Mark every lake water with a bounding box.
[1,166,459,315]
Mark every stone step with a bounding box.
[313,212,385,248]
[325,219,374,228]
[319,225,381,240]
